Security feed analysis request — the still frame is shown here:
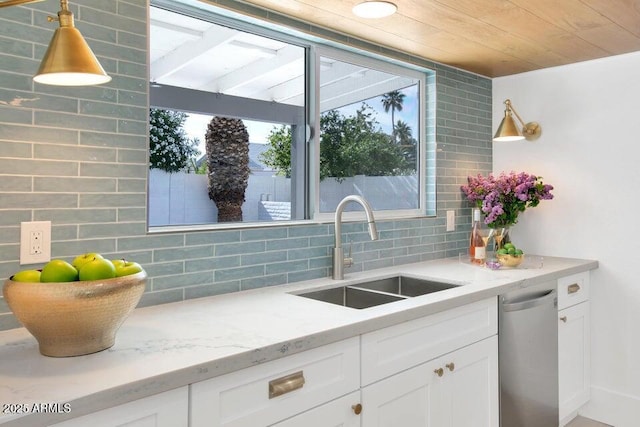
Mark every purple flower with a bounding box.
[460,171,554,228]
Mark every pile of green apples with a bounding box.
[11,253,144,283]
[496,242,524,257]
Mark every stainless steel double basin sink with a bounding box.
[294,275,459,309]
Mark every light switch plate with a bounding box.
[20,221,51,265]
[446,210,455,231]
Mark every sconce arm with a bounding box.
[504,99,542,141]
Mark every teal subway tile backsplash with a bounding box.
[0,0,492,331]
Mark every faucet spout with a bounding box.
[333,195,378,280]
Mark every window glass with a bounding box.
[317,53,424,216]
[148,3,430,230]
[149,6,306,227]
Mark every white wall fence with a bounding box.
[148,169,418,226]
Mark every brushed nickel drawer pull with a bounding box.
[446,362,455,372]
[269,371,305,399]
[352,403,363,415]
[434,368,444,377]
[567,283,580,294]
[560,316,567,323]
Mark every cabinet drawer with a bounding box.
[190,337,360,427]
[361,297,497,386]
[558,272,589,310]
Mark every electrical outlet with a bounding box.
[446,210,455,231]
[30,230,43,254]
[20,221,51,265]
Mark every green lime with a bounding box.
[503,242,515,250]
[507,247,516,255]
[514,249,524,256]
[497,248,508,255]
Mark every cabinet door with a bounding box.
[441,335,499,427]
[559,302,590,422]
[361,336,498,427]
[50,387,188,427]
[361,357,444,427]
[270,392,361,427]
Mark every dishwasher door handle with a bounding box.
[501,289,557,312]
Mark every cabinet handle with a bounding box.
[352,403,363,415]
[446,362,455,372]
[567,283,580,294]
[269,371,305,399]
[560,316,567,323]
[434,368,444,377]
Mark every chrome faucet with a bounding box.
[333,195,379,280]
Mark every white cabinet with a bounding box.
[50,387,188,427]
[362,336,498,427]
[190,337,360,427]
[361,298,499,427]
[189,298,499,427]
[558,272,591,425]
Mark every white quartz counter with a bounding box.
[0,255,597,426]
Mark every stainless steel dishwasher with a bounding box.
[499,281,558,427]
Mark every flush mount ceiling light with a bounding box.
[1,0,111,86]
[493,99,542,142]
[352,1,397,19]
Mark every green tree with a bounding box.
[260,125,292,177]
[394,120,417,167]
[261,103,410,181]
[381,90,405,139]
[149,108,200,173]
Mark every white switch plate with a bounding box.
[446,210,455,231]
[20,221,51,265]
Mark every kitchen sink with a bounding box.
[353,275,459,297]
[295,275,460,309]
[297,286,406,309]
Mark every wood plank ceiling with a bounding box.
[233,0,640,77]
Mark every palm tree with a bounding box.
[395,120,417,168]
[394,120,412,146]
[381,90,405,140]
[205,117,250,222]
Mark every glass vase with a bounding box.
[492,227,510,251]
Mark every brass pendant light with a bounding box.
[493,99,541,142]
[1,0,111,86]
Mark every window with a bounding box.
[148,1,432,230]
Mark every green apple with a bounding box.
[78,257,116,281]
[11,269,41,282]
[114,260,143,277]
[111,259,126,269]
[40,259,79,282]
[72,253,104,271]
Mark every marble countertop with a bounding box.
[0,255,597,426]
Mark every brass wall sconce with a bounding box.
[1,0,111,86]
[493,99,541,142]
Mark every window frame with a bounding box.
[148,0,433,233]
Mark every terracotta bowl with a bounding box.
[496,253,524,268]
[3,271,146,357]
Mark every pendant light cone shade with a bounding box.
[352,1,397,18]
[493,110,524,142]
[33,1,111,86]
